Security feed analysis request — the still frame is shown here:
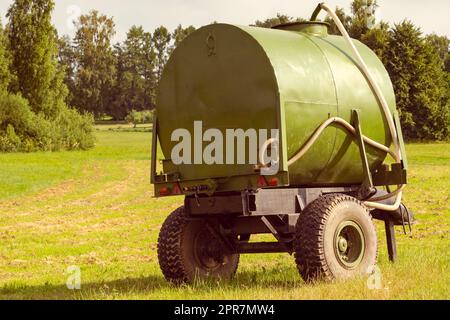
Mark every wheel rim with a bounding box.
[193,229,226,270]
[334,220,365,269]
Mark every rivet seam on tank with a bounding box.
[206,33,216,56]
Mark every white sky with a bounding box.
[0,0,448,43]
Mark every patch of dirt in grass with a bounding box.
[34,180,77,201]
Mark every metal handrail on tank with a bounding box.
[285,3,404,211]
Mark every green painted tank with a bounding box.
[155,22,396,192]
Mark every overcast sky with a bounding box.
[0,0,448,42]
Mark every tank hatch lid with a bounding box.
[272,21,329,37]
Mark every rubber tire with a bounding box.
[157,206,240,284]
[294,194,377,282]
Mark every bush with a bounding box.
[125,109,153,127]
[0,124,21,152]
[0,90,95,152]
[55,107,95,150]
[0,90,52,152]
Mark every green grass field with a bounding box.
[0,128,448,300]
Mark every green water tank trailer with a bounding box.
[152,4,410,285]
[155,22,399,190]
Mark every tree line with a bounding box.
[254,0,449,140]
[59,11,195,120]
[0,0,448,153]
[53,0,450,140]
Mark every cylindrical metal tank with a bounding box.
[156,22,396,187]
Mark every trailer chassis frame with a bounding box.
[184,185,410,260]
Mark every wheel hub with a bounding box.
[338,236,348,252]
[193,229,226,270]
[334,220,365,269]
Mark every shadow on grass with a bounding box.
[0,269,304,299]
[0,275,166,300]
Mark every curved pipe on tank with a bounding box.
[286,117,396,166]
[286,3,405,211]
[311,3,401,163]
[280,117,404,210]
[281,117,403,209]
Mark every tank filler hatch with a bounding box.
[271,21,329,37]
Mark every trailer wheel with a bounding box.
[157,206,239,284]
[294,194,377,282]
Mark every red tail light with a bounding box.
[159,187,170,196]
[172,183,182,195]
[267,177,279,186]
[257,176,267,187]
[159,183,183,196]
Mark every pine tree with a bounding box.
[57,35,76,104]
[253,13,298,28]
[110,26,156,119]
[385,21,448,140]
[72,10,116,117]
[153,26,171,81]
[361,21,390,62]
[324,7,352,35]
[170,24,195,54]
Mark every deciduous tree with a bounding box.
[1,0,94,152]
[7,0,66,116]
[0,20,12,92]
